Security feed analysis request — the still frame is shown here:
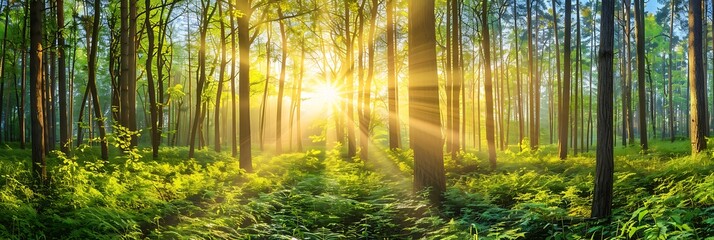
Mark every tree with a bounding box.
[188,0,215,158]
[276,6,288,154]
[514,1,524,151]
[481,0,496,168]
[668,0,675,142]
[359,0,378,161]
[237,0,253,171]
[87,0,109,160]
[386,0,401,150]
[29,0,46,186]
[146,0,160,158]
[559,0,572,160]
[57,0,69,154]
[634,0,647,150]
[688,0,707,154]
[119,0,138,148]
[592,0,615,219]
[527,0,538,150]
[408,0,445,203]
[214,0,227,153]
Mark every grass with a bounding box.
[0,140,712,239]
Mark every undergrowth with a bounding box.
[0,140,712,239]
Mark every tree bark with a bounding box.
[238,0,253,171]
[30,0,47,186]
[634,0,648,151]
[214,0,227,153]
[409,0,446,203]
[386,0,401,150]
[559,0,572,160]
[276,6,287,154]
[592,0,615,219]
[481,0,496,168]
[689,0,707,154]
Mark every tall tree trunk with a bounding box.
[188,0,214,158]
[559,0,572,159]
[145,0,159,158]
[592,0,615,219]
[634,0,647,150]
[88,0,108,160]
[259,22,270,152]
[574,0,580,154]
[0,6,8,145]
[20,1,28,149]
[345,1,356,158]
[57,0,68,154]
[669,0,675,142]
[409,0,446,203]
[624,0,634,145]
[482,0,496,168]
[360,0,378,161]
[214,0,227,152]
[549,0,560,150]
[689,0,707,154]
[448,0,462,157]
[238,0,253,171]
[527,0,539,150]
[230,0,238,157]
[30,0,46,186]
[386,0,401,150]
[276,7,287,154]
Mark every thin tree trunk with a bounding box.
[276,7,288,154]
[214,0,227,153]
[669,0,675,142]
[145,0,159,158]
[482,0,496,168]
[634,0,647,150]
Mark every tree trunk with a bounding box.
[259,22,270,152]
[276,7,287,154]
[386,0,400,150]
[56,0,68,154]
[527,0,539,150]
[634,0,647,151]
[481,0,496,168]
[214,0,227,153]
[669,0,675,142]
[409,0,446,203]
[145,0,159,158]
[88,0,108,160]
[30,0,47,186]
[559,0,572,160]
[689,0,707,154]
[624,0,634,146]
[230,0,238,157]
[238,0,253,171]
[188,0,214,158]
[592,0,615,219]
[359,0,378,161]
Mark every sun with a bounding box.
[305,82,342,107]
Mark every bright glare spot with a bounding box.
[307,82,341,107]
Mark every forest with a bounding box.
[0,0,714,238]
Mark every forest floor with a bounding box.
[1,140,713,239]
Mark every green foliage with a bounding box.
[0,141,712,239]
